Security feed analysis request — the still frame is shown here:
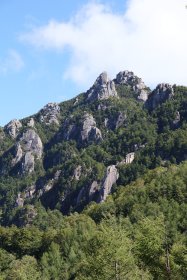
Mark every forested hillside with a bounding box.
[0,70,187,279]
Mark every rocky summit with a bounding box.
[86,71,118,101]
[0,69,186,221]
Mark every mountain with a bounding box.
[0,70,187,224]
[0,70,187,279]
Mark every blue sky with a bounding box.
[0,0,187,126]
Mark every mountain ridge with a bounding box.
[0,69,186,225]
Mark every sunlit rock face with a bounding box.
[86,72,118,102]
[145,83,174,110]
[4,119,22,138]
[39,102,61,125]
[63,112,102,145]
[115,70,150,102]
[98,165,119,202]
[11,129,43,175]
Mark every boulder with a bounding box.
[115,70,150,102]
[4,119,22,138]
[86,72,118,102]
[145,83,174,110]
[39,102,60,125]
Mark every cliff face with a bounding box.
[0,70,187,224]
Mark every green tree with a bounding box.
[6,255,41,280]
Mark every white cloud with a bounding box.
[20,0,187,88]
[0,49,24,75]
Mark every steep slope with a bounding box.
[0,70,187,226]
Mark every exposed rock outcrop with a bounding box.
[37,170,61,197]
[118,152,135,166]
[5,119,22,138]
[11,143,23,167]
[115,70,150,102]
[39,103,60,125]
[10,129,43,175]
[81,113,102,143]
[98,165,119,202]
[16,193,24,207]
[145,83,174,110]
[20,152,35,174]
[63,113,102,144]
[20,129,43,159]
[104,112,126,130]
[27,118,35,128]
[173,111,180,128]
[76,181,99,206]
[73,165,82,181]
[86,72,118,102]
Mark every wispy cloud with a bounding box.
[0,49,24,75]
[20,0,187,87]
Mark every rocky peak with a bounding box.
[115,70,150,102]
[86,72,118,102]
[145,83,174,110]
[39,102,60,125]
[4,119,22,138]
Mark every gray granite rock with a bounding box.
[173,111,180,128]
[20,129,43,159]
[86,72,118,102]
[11,143,23,167]
[117,152,135,166]
[10,129,43,175]
[76,181,99,205]
[63,113,102,144]
[98,165,119,202]
[39,102,60,125]
[27,118,35,127]
[81,113,102,143]
[115,70,150,102]
[16,193,24,207]
[20,152,35,174]
[5,119,22,138]
[73,165,82,181]
[104,112,126,130]
[145,83,174,110]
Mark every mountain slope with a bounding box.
[0,70,187,226]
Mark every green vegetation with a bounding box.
[0,83,187,278]
[0,163,187,278]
